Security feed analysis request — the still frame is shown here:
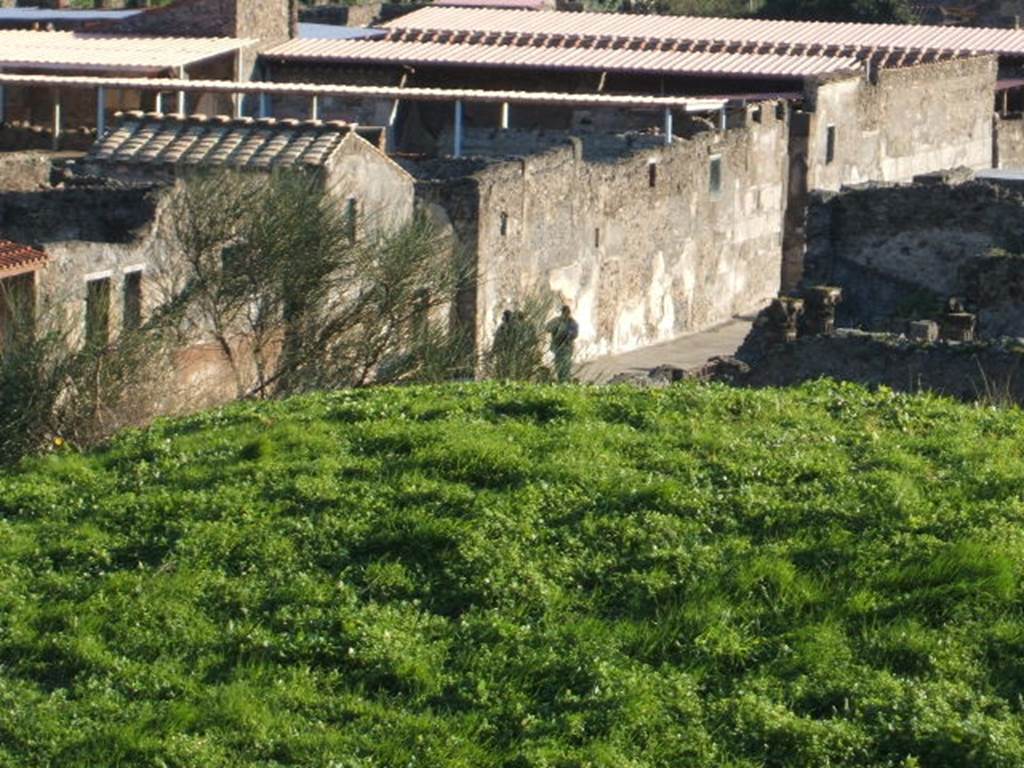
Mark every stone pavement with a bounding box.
[579,315,755,383]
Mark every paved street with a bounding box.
[579,315,755,383]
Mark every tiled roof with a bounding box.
[0,239,46,277]
[265,37,860,78]
[434,0,550,8]
[0,30,250,72]
[384,7,1024,61]
[87,112,355,169]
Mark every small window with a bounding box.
[648,161,657,188]
[709,155,722,196]
[500,211,508,237]
[594,228,601,248]
[86,276,111,348]
[123,270,142,331]
[775,102,786,121]
[825,124,836,165]
[752,106,763,124]
[346,197,358,243]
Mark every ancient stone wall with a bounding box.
[804,57,996,191]
[324,133,416,234]
[781,56,998,288]
[995,115,1024,168]
[803,175,1024,336]
[421,103,788,360]
[735,331,1024,406]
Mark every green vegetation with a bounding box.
[2,380,1024,766]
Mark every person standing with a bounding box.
[546,305,578,383]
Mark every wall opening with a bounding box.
[775,103,786,121]
[594,227,601,248]
[648,161,657,188]
[123,269,142,331]
[709,154,722,196]
[500,211,508,237]
[346,197,358,243]
[825,124,836,165]
[0,272,35,355]
[85,276,111,348]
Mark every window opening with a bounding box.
[123,270,142,331]
[86,276,111,348]
[709,155,722,196]
[825,124,837,165]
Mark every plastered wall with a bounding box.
[433,105,789,360]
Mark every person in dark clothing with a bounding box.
[546,305,579,383]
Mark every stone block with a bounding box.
[908,320,939,342]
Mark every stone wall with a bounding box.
[995,114,1024,168]
[803,174,1024,336]
[324,133,416,234]
[0,151,55,191]
[734,331,1024,406]
[804,57,996,191]
[783,56,998,288]
[418,104,788,360]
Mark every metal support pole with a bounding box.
[96,85,106,137]
[310,94,319,121]
[259,92,270,118]
[176,66,186,115]
[155,91,163,113]
[234,93,243,119]
[453,99,463,158]
[500,101,509,130]
[52,88,61,151]
[663,106,673,145]
[718,107,727,132]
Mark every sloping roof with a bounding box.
[0,30,250,72]
[433,0,550,9]
[87,112,355,169]
[384,6,1024,58]
[265,37,860,78]
[0,72,736,111]
[0,239,46,277]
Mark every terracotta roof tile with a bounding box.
[87,112,354,170]
[0,240,46,276]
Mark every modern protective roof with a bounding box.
[384,6,1024,59]
[264,37,860,79]
[298,23,387,40]
[0,30,251,72]
[0,72,737,111]
[0,7,143,22]
[87,112,356,169]
[0,239,46,278]
[433,0,550,8]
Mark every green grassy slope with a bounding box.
[2,381,1024,767]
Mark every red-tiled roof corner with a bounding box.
[0,239,47,277]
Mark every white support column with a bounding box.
[52,88,61,151]
[663,106,673,145]
[453,99,463,158]
[155,91,163,113]
[234,93,243,119]
[176,66,187,115]
[259,92,270,118]
[718,107,727,132]
[500,101,509,130]
[310,94,319,121]
[96,85,106,137]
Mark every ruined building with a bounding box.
[1,0,1023,392]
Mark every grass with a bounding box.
[1,380,1024,767]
